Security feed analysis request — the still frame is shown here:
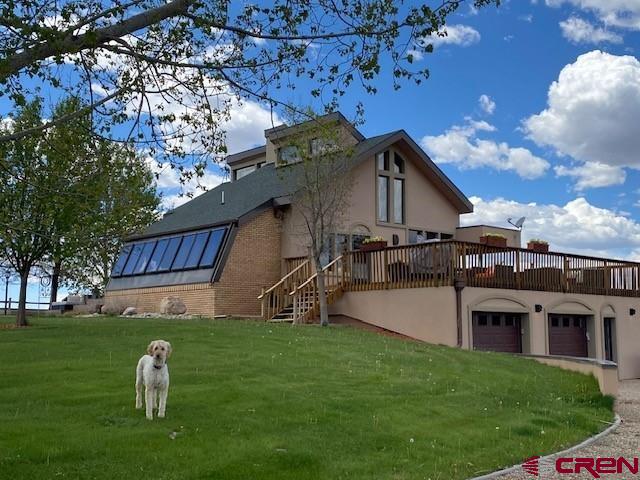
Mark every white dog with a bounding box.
[135,340,172,420]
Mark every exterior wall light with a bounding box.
[535,304,543,313]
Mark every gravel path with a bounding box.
[492,380,640,479]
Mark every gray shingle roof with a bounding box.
[138,130,470,238]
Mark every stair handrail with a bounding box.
[258,259,310,299]
[289,255,343,295]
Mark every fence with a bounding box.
[1,298,51,315]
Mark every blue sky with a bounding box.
[3,0,640,303]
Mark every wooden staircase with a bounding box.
[259,256,346,323]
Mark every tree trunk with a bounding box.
[317,268,329,327]
[15,269,29,327]
[49,259,62,306]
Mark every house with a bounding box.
[104,112,640,382]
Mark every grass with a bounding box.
[0,316,613,479]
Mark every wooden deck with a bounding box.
[343,241,640,297]
[261,241,640,322]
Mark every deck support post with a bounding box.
[454,278,466,348]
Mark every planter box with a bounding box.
[527,242,549,253]
[480,236,507,248]
[360,241,387,252]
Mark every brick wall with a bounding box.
[213,208,282,316]
[103,208,282,317]
[103,283,216,315]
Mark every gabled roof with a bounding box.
[138,129,472,239]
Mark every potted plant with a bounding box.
[360,236,387,251]
[480,233,507,248]
[527,239,549,253]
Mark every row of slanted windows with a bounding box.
[111,226,228,278]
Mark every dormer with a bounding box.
[226,146,267,181]
[264,112,364,166]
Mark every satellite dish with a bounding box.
[507,216,526,230]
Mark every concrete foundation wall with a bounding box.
[525,355,619,396]
[331,286,640,382]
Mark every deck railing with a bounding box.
[290,255,345,323]
[259,259,312,320]
[342,241,640,297]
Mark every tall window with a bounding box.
[377,150,405,224]
[377,175,389,222]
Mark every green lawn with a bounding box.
[0,316,613,479]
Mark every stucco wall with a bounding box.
[462,287,640,380]
[330,287,459,346]
[455,225,522,248]
[281,148,461,258]
[330,285,640,380]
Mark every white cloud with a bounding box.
[420,118,550,180]
[462,196,640,257]
[478,94,496,115]
[406,49,424,61]
[423,25,481,47]
[145,158,226,210]
[546,0,640,30]
[555,162,626,190]
[524,51,640,188]
[519,14,534,23]
[559,16,623,44]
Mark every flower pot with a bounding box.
[360,241,387,252]
[527,242,549,253]
[480,236,507,248]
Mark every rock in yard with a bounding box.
[122,306,137,316]
[159,296,187,315]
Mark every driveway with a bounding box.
[495,380,640,479]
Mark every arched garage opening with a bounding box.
[470,296,530,354]
[547,301,595,358]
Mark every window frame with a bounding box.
[132,241,157,275]
[233,164,257,180]
[375,148,406,227]
[277,145,301,165]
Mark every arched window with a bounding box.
[350,224,371,251]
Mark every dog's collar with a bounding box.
[153,364,165,370]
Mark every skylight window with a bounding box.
[171,234,196,270]
[133,242,156,274]
[112,245,132,277]
[110,226,230,278]
[146,238,169,273]
[199,228,226,267]
[183,231,210,269]
[122,244,143,276]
